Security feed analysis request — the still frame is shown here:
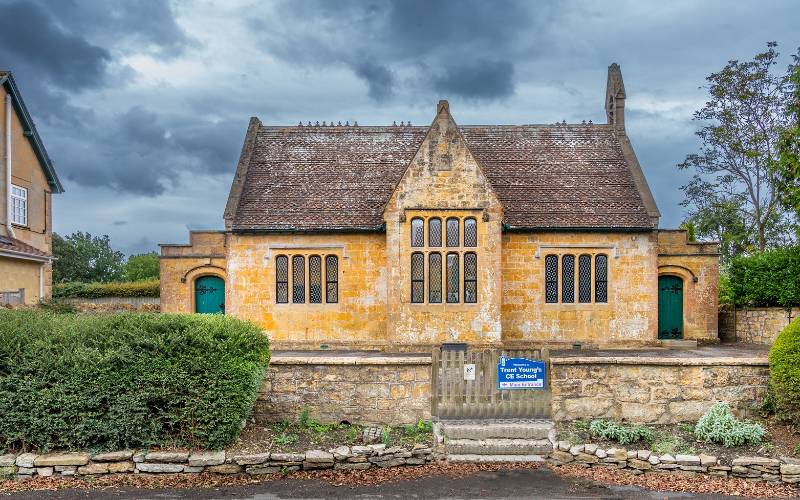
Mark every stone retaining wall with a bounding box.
[718,307,798,344]
[548,441,800,484]
[550,355,769,423]
[0,444,434,480]
[256,353,432,425]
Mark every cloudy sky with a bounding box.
[1,0,799,255]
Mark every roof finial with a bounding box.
[437,100,449,114]
[562,120,567,125]
[407,121,411,126]
[393,120,397,126]
[400,121,405,126]
[354,121,358,126]
[345,121,349,126]
[308,121,312,126]
[338,121,342,126]
[298,121,303,126]
[315,121,319,126]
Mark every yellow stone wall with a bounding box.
[0,86,53,302]
[657,230,719,341]
[159,231,227,314]
[225,232,388,343]
[501,232,659,346]
[382,104,505,344]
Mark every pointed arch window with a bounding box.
[545,254,558,303]
[411,218,424,247]
[578,254,592,303]
[325,255,338,303]
[292,255,306,303]
[428,218,442,247]
[428,252,442,303]
[276,255,289,304]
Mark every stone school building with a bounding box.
[160,64,719,349]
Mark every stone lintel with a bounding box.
[550,356,768,367]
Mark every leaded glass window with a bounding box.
[428,218,442,247]
[545,255,558,303]
[562,254,575,303]
[464,218,477,247]
[326,255,338,303]
[411,218,424,247]
[446,253,459,303]
[411,252,424,303]
[595,254,608,303]
[429,252,442,303]
[446,217,459,247]
[292,255,305,303]
[276,255,288,304]
[578,254,591,303]
[464,252,477,303]
[309,255,322,303]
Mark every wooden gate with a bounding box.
[432,348,551,419]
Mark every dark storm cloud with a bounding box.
[256,0,552,102]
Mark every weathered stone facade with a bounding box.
[160,231,227,314]
[255,353,432,425]
[719,307,798,344]
[550,354,768,423]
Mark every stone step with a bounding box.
[440,419,554,440]
[658,339,698,350]
[447,454,546,463]
[446,438,553,455]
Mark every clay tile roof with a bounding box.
[0,235,51,260]
[231,123,654,231]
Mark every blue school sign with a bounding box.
[497,356,546,389]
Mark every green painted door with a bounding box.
[195,276,225,314]
[658,275,683,339]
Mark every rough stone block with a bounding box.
[781,464,800,475]
[108,461,135,473]
[0,455,16,467]
[36,467,54,477]
[136,463,185,473]
[305,450,334,463]
[246,465,281,475]
[188,451,225,467]
[207,464,243,474]
[144,451,189,463]
[676,454,700,466]
[270,452,305,463]
[335,462,371,470]
[15,453,37,468]
[92,451,134,462]
[78,463,109,475]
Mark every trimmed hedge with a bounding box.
[0,310,269,451]
[53,280,160,299]
[728,246,800,307]
[769,317,800,422]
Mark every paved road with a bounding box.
[5,468,761,499]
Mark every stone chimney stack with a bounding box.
[605,63,626,131]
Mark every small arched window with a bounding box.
[309,255,322,303]
[276,255,289,304]
[545,255,558,303]
[578,254,591,303]
[595,254,608,303]
[446,218,460,247]
[411,218,424,247]
[428,252,442,303]
[411,252,425,303]
[464,252,477,303]
[561,254,575,303]
[428,218,442,247]
[464,218,477,247]
[446,252,460,303]
[325,255,339,303]
[292,255,305,303]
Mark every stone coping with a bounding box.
[550,356,768,366]
[271,350,431,366]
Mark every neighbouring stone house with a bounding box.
[161,64,719,349]
[0,71,64,305]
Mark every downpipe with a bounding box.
[5,94,14,238]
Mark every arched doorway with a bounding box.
[195,276,225,314]
[658,275,683,339]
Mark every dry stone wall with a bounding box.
[256,354,432,425]
[719,307,798,344]
[550,355,769,423]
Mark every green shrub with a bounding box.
[769,318,800,422]
[728,246,800,307]
[53,280,160,299]
[0,309,269,451]
[588,419,653,445]
[694,402,765,447]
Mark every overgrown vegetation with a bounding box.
[0,309,270,451]
[727,246,800,307]
[588,420,654,445]
[694,403,765,447]
[53,279,160,298]
[769,318,800,422]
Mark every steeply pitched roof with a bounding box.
[0,234,51,261]
[0,71,64,194]
[227,120,656,232]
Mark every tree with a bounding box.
[52,232,125,283]
[774,62,800,220]
[679,42,799,261]
[124,252,160,281]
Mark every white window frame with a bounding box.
[10,184,27,226]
